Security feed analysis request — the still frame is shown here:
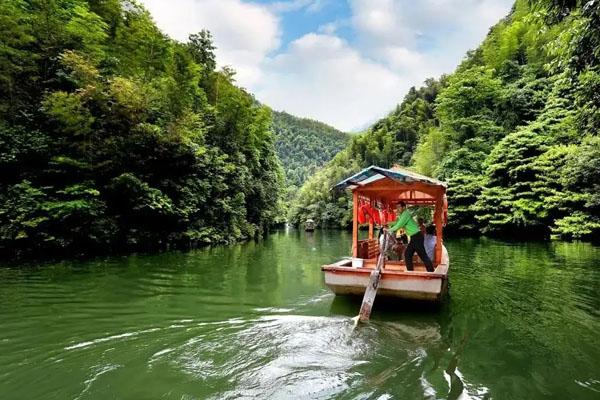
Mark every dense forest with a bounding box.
[272,111,349,207]
[0,0,285,257]
[291,0,600,241]
[1,0,599,259]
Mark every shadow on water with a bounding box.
[329,294,447,319]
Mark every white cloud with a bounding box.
[140,0,280,87]
[352,0,414,47]
[255,33,407,131]
[383,46,427,73]
[350,0,513,75]
[317,19,350,35]
[139,0,513,131]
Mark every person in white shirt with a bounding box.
[424,224,437,264]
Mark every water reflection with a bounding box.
[0,232,599,399]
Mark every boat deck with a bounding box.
[326,165,450,303]
[321,247,449,301]
[322,256,449,277]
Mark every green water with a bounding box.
[0,230,599,399]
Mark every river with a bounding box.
[0,230,599,399]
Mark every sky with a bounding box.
[139,0,514,132]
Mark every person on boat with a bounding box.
[386,202,434,272]
[392,229,408,260]
[379,227,399,260]
[418,217,426,235]
[398,231,409,245]
[424,224,436,262]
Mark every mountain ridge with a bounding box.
[272,110,350,189]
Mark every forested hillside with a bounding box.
[273,111,349,199]
[291,0,600,241]
[0,0,284,257]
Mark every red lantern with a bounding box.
[382,209,390,224]
[388,210,397,223]
[372,207,381,225]
[358,203,368,224]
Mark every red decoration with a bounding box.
[358,204,368,224]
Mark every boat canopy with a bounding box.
[337,165,447,263]
[335,165,447,206]
[334,165,446,191]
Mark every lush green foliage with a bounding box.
[288,79,444,227]
[293,0,600,241]
[288,149,361,228]
[0,0,284,257]
[273,111,349,194]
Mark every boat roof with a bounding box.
[334,165,446,191]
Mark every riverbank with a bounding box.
[3,223,598,265]
[0,228,279,264]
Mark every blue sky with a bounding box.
[253,0,355,47]
[140,0,514,131]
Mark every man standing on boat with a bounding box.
[386,202,434,272]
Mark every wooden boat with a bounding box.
[305,219,316,232]
[321,165,450,302]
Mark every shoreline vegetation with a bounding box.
[0,0,285,259]
[1,0,599,261]
[289,0,600,243]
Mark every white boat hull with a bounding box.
[322,246,449,302]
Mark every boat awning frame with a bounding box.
[339,165,448,264]
[334,165,446,191]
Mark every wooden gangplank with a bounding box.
[357,233,391,322]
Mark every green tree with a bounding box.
[0,0,285,257]
[187,30,217,74]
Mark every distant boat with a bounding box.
[321,165,450,303]
[305,219,316,232]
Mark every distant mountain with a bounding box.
[272,111,350,190]
[349,118,377,134]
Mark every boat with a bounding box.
[321,165,450,302]
[305,219,316,232]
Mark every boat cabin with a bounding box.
[321,165,450,301]
[340,165,447,268]
[305,218,316,232]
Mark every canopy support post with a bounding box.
[352,190,358,258]
[434,195,444,265]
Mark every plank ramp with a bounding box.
[357,234,391,321]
